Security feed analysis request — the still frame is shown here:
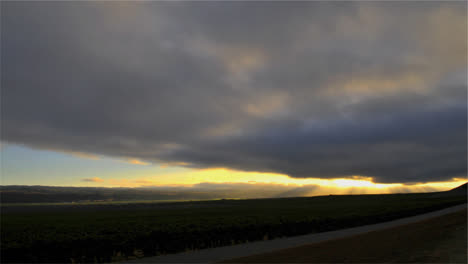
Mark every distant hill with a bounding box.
[448,182,467,195]
[1,183,466,204]
[0,185,221,203]
[428,182,467,198]
[0,184,290,203]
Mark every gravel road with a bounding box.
[124,203,467,263]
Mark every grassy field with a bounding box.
[1,191,466,263]
[224,209,467,263]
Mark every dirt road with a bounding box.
[124,203,467,263]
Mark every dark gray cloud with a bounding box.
[1,2,466,183]
[81,177,104,183]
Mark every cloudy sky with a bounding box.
[1,2,466,192]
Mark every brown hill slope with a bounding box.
[449,182,467,194]
[430,182,467,198]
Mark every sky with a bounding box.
[1,2,467,194]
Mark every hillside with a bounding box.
[449,182,467,194]
[429,182,467,198]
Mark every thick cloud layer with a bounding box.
[2,2,466,183]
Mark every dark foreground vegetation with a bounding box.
[224,209,467,263]
[1,185,466,263]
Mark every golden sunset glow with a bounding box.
[332,179,378,188]
[98,166,466,195]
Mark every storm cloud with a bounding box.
[2,2,466,183]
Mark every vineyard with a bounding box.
[1,192,466,263]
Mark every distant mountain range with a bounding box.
[0,185,226,203]
[0,184,300,203]
[1,182,466,204]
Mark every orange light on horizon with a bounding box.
[100,166,466,195]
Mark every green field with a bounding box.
[1,191,466,263]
